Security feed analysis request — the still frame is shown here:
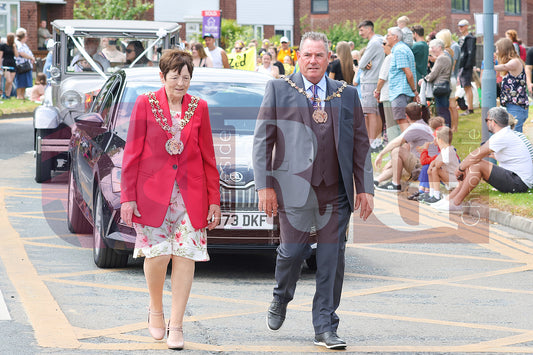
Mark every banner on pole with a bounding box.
[227,47,256,71]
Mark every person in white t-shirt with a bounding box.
[425,126,460,204]
[374,102,434,192]
[203,33,229,69]
[433,107,533,212]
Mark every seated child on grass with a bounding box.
[410,116,445,201]
[30,72,47,102]
[425,126,460,204]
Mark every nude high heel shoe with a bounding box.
[167,321,184,350]
[148,309,165,340]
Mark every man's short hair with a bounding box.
[436,126,453,144]
[388,27,403,41]
[412,25,424,37]
[358,20,374,30]
[405,102,422,121]
[488,107,509,127]
[299,32,329,53]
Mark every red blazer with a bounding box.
[120,87,220,230]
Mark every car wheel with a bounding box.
[305,254,317,271]
[35,129,52,183]
[67,166,92,234]
[93,189,128,268]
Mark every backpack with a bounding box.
[519,44,527,61]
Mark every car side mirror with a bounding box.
[76,112,104,127]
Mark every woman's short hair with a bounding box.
[15,28,26,40]
[159,49,193,79]
[429,39,445,51]
[192,42,208,59]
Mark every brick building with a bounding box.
[295,0,533,46]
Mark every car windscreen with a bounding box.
[115,81,266,140]
[66,36,160,74]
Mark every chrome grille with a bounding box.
[220,181,258,210]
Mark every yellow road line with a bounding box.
[0,187,79,348]
[349,244,518,263]
[22,240,87,250]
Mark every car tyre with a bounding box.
[35,129,52,183]
[67,166,92,234]
[93,189,128,268]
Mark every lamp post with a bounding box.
[481,0,496,143]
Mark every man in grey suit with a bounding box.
[253,32,374,349]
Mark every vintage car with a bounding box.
[67,67,291,268]
[34,19,181,182]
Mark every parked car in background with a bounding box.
[34,19,180,182]
[67,67,285,268]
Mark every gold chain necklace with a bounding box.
[282,76,347,124]
[145,92,199,155]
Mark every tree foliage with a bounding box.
[301,11,446,51]
[219,19,254,50]
[74,0,153,20]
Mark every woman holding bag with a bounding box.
[120,49,221,350]
[14,28,35,100]
[419,39,452,127]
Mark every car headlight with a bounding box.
[60,90,83,110]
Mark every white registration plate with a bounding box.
[216,212,274,230]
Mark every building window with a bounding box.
[0,2,19,38]
[451,0,469,13]
[505,0,521,15]
[311,0,328,14]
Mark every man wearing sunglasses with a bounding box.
[433,107,533,212]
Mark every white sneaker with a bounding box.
[432,199,462,213]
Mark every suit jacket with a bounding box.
[121,87,220,229]
[252,73,374,210]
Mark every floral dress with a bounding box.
[500,68,529,109]
[132,110,209,262]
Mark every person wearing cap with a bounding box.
[457,19,476,115]
[277,36,297,64]
[203,33,229,69]
[432,107,533,213]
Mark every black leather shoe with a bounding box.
[266,300,287,331]
[314,331,347,349]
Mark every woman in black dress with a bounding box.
[0,33,19,98]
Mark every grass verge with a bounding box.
[375,108,533,219]
[0,98,40,116]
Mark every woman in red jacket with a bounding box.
[120,49,221,350]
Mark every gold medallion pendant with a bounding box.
[165,138,184,155]
[313,109,328,124]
